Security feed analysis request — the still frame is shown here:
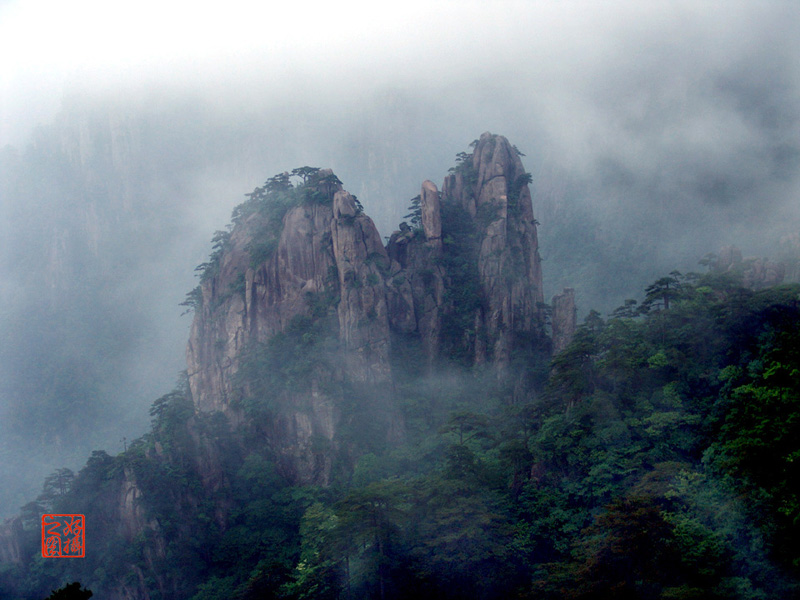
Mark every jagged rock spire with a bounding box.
[439,132,544,366]
[186,134,547,482]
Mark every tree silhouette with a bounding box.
[43,582,93,600]
[265,172,292,193]
[316,172,343,199]
[291,166,321,184]
[641,271,683,313]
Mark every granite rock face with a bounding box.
[186,173,396,484]
[438,132,544,366]
[331,190,392,383]
[742,258,785,290]
[0,135,552,600]
[186,134,547,483]
[386,180,447,364]
[712,245,786,290]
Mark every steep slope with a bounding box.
[186,134,547,484]
[186,171,399,484]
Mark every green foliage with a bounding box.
[352,194,365,214]
[180,285,203,315]
[527,274,800,596]
[314,172,343,201]
[148,387,196,452]
[448,150,478,186]
[555,497,705,599]
[37,468,75,510]
[711,321,800,567]
[439,201,484,364]
[290,166,320,184]
[247,237,278,270]
[286,502,343,600]
[194,229,232,283]
[189,576,238,600]
[234,304,339,423]
[266,172,292,193]
[191,167,342,294]
[439,411,491,446]
[229,272,246,297]
[640,270,685,313]
[364,251,389,275]
[13,263,800,600]
[507,171,532,216]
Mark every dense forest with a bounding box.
[1,140,799,600]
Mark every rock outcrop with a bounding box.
[331,190,393,382]
[388,132,545,367]
[187,197,338,416]
[385,180,447,363]
[186,171,397,484]
[742,258,785,290]
[118,469,167,599]
[712,245,786,290]
[444,133,544,364]
[186,134,547,484]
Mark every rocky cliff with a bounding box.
[186,170,398,484]
[712,245,786,289]
[388,132,545,367]
[186,133,547,484]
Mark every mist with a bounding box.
[1,1,798,516]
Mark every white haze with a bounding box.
[0,0,798,516]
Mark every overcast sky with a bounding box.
[2,2,794,145]
[1,0,525,144]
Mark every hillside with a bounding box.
[1,135,799,600]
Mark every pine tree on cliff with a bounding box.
[404,194,422,230]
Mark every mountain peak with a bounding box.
[185,135,546,483]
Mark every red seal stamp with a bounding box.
[42,514,85,558]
